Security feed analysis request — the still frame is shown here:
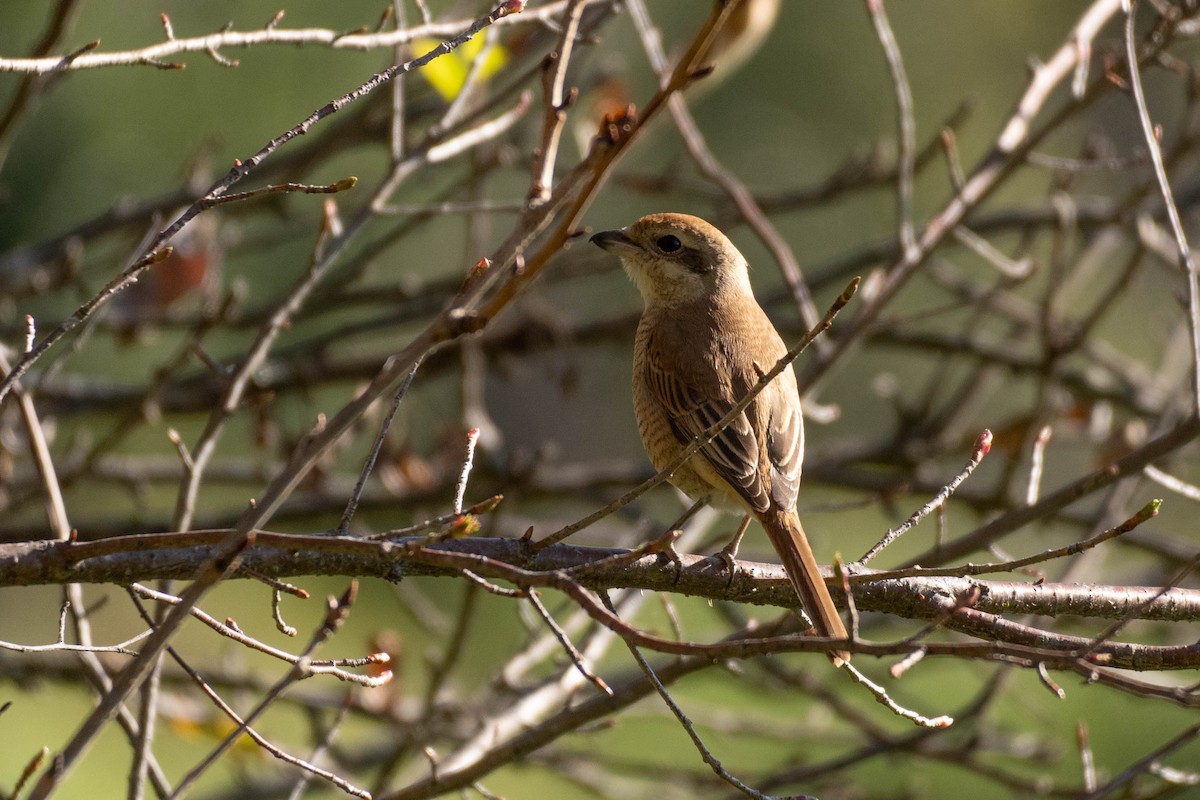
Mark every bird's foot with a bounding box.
[657,543,685,586]
[711,515,752,588]
[713,541,741,589]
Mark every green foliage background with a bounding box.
[1,2,1197,798]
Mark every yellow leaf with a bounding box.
[413,36,509,101]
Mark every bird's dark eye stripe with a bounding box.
[656,235,682,252]
[678,247,713,273]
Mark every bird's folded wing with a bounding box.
[644,347,771,512]
[764,385,801,509]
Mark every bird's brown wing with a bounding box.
[643,340,772,512]
[763,369,802,510]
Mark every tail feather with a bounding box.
[760,509,851,665]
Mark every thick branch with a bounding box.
[3,532,1198,626]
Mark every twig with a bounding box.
[339,359,423,534]
[853,429,991,568]
[1078,720,1097,793]
[557,528,682,579]
[129,583,388,684]
[132,627,371,799]
[865,0,917,258]
[369,494,503,539]
[527,0,586,205]
[453,427,481,514]
[840,663,954,728]
[863,499,1161,580]
[0,1,523,408]
[10,746,50,800]
[0,2,571,73]
[424,510,720,796]
[129,641,164,800]
[0,630,151,655]
[1143,464,1200,501]
[0,353,176,794]
[272,589,297,638]
[904,415,1200,568]
[285,694,355,800]
[527,588,612,696]
[833,556,860,642]
[625,0,824,336]
[951,224,1034,278]
[1037,662,1067,700]
[799,0,1125,392]
[889,647,926,679]
[0,0,83,170]
[197,177,357,209]
[238,567,310,599]
[460,569,522,596]
[170,583,366,798]
[1080,723,1200,799]
[600,592,794,800]
[940,127,966,191]
[1123,0,1200,418]
[1026,424,1052,505]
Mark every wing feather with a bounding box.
[644,338,770,512]
[766,386,802,509]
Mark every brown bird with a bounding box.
[591,213,850,664]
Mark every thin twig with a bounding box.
[865,0,918,258]
[1080,723,1200,800]
[1,1,522,408]
[1143,464,1200,502]
[272,589,297,638]
[905,416,1200,568]
[0,630,151,655]
[0,3,571,73]
[129,583,389,684]
[862,499,1162,581]
[339,359,423,534]
[528,0,586,205]
[453,427,481,514]
[625,0,824,336]
[170,583,365,798]
[841,663,954,728]
[853,429,992,568]
[527,588,613,696]
[1026,424,1052,506]
[197,177,357,209]
[1123,0,1200,418]
[285,694,355,800]
[600,592,794,800]
[128,595,372,800]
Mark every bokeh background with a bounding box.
[2,1,1198,797]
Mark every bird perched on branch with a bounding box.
[591,213,849,664]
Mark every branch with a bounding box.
[4,531,1200,639]
[0,2,569,73]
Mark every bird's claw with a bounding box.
[710,516,750,589]
[658,543,685,586]
[713,543,741,589]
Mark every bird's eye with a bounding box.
[656,235,682,252]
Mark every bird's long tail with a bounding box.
[760,509,851,665]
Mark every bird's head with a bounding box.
[590,213,753,307]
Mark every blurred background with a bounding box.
[2,1,1199,797]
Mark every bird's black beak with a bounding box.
[589,228,640,256]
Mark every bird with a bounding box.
[590,212,850,664]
